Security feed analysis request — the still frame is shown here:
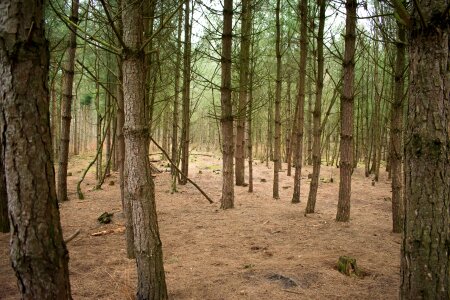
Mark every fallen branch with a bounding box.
[149,137,214,204]
[91,227,125,237]
[64,229,81,244]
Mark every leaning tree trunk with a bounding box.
[390,21,405,233]
[220,0,234,209]
[57,0,79,202]
[336,0,356,222]
[291,0,308,204]
[305,0,325,214]
[400,0,449,298]
[235,0,251,186]
[0,0,72,297]
[122,0,168,298]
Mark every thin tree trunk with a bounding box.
[305,0,325,214]
[235,0,252,186]
[57,0,79,202]
[336,0,356,222]
[292,0,308,204]
[122,0,168,298]
[285,72,292,174]
[171,9,183,192]
[400,1,449,297]
[180,0,192,185]
[220,0,234,209]
[0,0,72,296]
[273,0,282,199]
[247,59,254,193]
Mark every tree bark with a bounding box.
[180,0,192,185]
[220,0,234,209]
[336,0,356,222]
[0,0,72,297]
[391,22,405,233]
[171,8,183,192]
[235,0,252,186]
[292,0,308,204]
[305,0,325,214]
[273,0,282,199]
[57,0,79,202]
[400,0,449,297]
[122,0,168,297]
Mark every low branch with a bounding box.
[149,137,214,204]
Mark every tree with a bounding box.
[335,0,357,222]
[399,0,450,297]
[58,0,79,201]
[390,19,406,234]
[0,0,72,297]
[273,0,282,199]
[180,0,192,185]
[305,0,326,214]
[121,0,168,297]
[235,0,252,186]
[292,0,308,204]
[220,0,234,209]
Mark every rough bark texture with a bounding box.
[273,0,282,199]
[0,0,72,297]
[220,0,234,209]
[400,0,449,298]
[390,21,405,234]
[122,0,168,298]
[305,0,325,214]
[292,0,308,204]
[235,0,251,186]
[336,0,356,222]
[57,0,79,202]
[180,0,192,185]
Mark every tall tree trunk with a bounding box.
[122,0,168,297]
[180,0,192,185]
[220,0,234,209]
[57,0,79,201]
[273,0,282,199]
[390,21,405,234]
[400,1,449,297]
[336,0,356,222]
[305,0,325,214]
[0,0,72,297]
[292,0,308,204]
[285,72,292,175]
[235,0,252,186]
[171,8,183,192]
[247,56,254,193]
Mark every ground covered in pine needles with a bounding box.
[0,153,400,299]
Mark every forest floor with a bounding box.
[0,152,400,300]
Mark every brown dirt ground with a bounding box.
[0,153,400,299]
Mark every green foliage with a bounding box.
[80,94,92,106]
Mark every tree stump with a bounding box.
[337,256,360,277]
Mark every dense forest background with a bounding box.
[0,0,448,299]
